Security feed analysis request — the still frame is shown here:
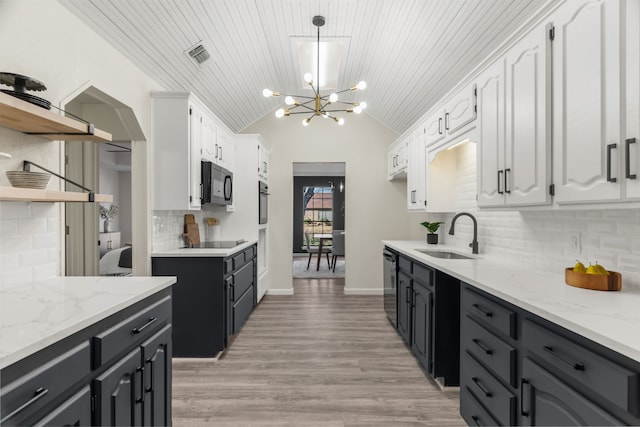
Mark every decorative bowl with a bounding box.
[564,267,622,291]
[6,171,51,189]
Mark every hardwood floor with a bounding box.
[172,278,464,426]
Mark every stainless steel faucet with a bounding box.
[448,212,479,254]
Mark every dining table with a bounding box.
[313,233,333,271]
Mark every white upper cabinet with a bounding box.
[387,137,408,180]
[552,0,622,204]
[151,93,203,210]
[626,0,640,199]
[216,128,235,173]
[478,21,550,208]
[503,21,552,206]
[201,113,217,163]
[407,131,426,211]
[476,59,506,207]
[424,83,477,148]
[257,139,269,182]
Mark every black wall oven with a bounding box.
[259,181,268,224]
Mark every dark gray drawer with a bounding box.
[522,319,640,417]
[460,385,501,427]
[231,261,254,302]
[33,386,91,427]
[461,351,516,426]
[462,314,517,386]
[232,251,246,270]
[398,256,412,274]
[92,296,171,368]
[224,258,234,275]
[1,342,90,426]
[462,286,516,339]
[231,284,254,334]
[413,262,433,287]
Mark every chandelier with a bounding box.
[262,15,367,126]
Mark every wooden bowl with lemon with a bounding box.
[565,260,622,291]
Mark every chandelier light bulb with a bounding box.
[304,72,313,84]
[322,112,329,119]
[285,96,295,105]
[275,108,285,118]
[353,105,362,114]
[356,81,367,90]
[360,101,368,109]
[302,118,310,126]
[337,117,345,125]
[329,93,338,103]
[263,88,273,97]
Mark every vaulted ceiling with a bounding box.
[60,0,553,134]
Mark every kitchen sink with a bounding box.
[415,249,474,260]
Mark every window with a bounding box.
[303,186,333,245]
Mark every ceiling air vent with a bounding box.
[186,43,210,65]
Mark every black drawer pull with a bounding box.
[543,345,584,371]
[472,303,493,317]
[1,387,49,423]
[520,378,530,417]
[471,415,481,426]
[607,143,617,182]
[626,138,637,179]
[472,377,493,397]
[472,338,493,355]
[132,317,157,334]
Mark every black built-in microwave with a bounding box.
[202,161,233,206]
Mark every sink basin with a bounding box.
[415,249,474,260]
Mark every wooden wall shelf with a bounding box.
[0,92,112,142]
[0,186,113,203]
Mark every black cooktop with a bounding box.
[188,240,246,249]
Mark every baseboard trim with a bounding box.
[266,288,294,296]
[344,288,383,295]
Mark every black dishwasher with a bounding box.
[383,248,398,327]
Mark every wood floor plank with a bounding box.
[172,278,464,426]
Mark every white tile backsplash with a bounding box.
[0,201,59,289]
[434,143,640,289]
[152,210,205,252]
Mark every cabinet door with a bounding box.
[444,83,477,136]
[424,109,445,147]
[387,150,396,178]
[626,0,640,199]
[33,386,92,427]
[189,103,203,209]
[217,129,235,173]
[521,358,623,426]
[407,131,426,211]
[93,347,143,426]
[397,271,412,346]
[411,280,433,373]
[201,115,217,163]
[397,140,408,171]
[552,0,622,203]
[476,59,506,207]
[141,325,172,427]
[505,23,552,206]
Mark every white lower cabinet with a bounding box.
[478,21,551,208]
[552,0,622,204]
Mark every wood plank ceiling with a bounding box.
[60,0,554,134]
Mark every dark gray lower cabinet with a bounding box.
[459,283,640,426]
[397,270,412,346]
[0,289,173,427]
[393,253,460,386]
[152,244,257,357]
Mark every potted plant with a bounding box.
[420,221,443,244]
[99,203,119,232]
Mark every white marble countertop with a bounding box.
[0,276,176,369]
[383,240,640,363]
[151,240,257,257]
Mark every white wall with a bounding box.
[0,0,164,287]
[417,143,640,290]
[243,113,404,294]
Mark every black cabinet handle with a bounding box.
[471,415,481,426]
[607,143,618,182]
[405,286,411,304]
[1,387,49,424]
[543,345,585,371]
[497,170,504,194]
[472,377,493,397]
[230,284,235,301]
[438,117,443,135]
[520,378,530,417]
[445,112,450,130]
[132,317,157,334]
[626,138,637,179]
[472,303,493,317]
[504,168,511,193]
[472,338,493,355]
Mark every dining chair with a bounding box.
[304,232,331,270]
[330,230,345,272]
